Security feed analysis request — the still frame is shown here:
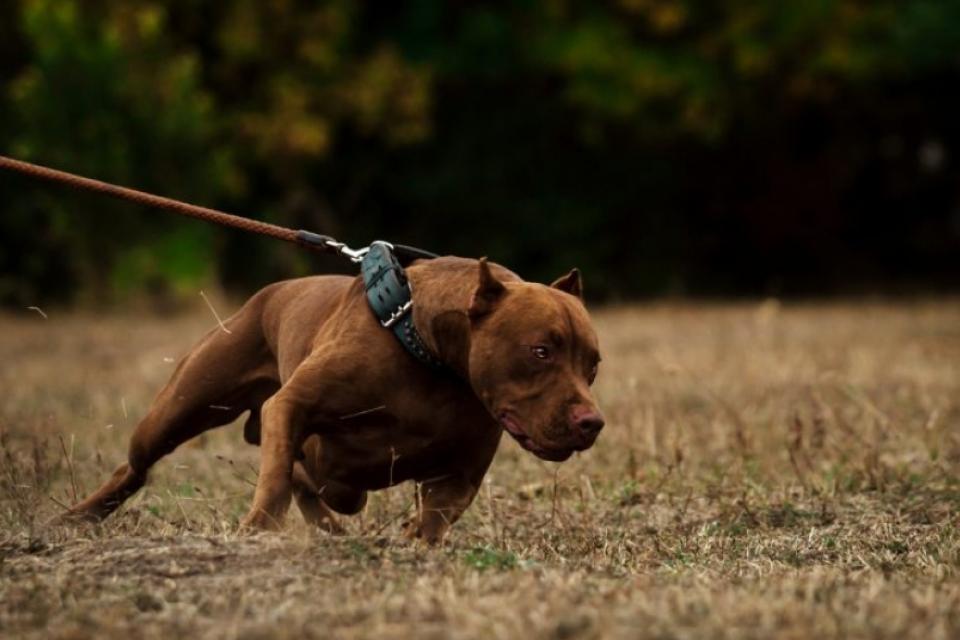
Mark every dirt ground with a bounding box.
[1,299,958,639]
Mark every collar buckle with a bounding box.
[361,243,445,371]
[381,300,413,328]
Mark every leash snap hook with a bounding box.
[333,239,394,263]
[324,240,369,263]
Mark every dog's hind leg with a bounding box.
[66,461,148,522]
[67,396,256,522]
[291,461,345,534]
[290,436,368,532]
[67,305,279,522]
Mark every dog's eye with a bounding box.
[530,345,551,360]
[588,364,598,384]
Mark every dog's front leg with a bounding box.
[241,350,368,531]
[406,474,481,545]
[241,393,305,530]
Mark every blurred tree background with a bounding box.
[1,0,958,306]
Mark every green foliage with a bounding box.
[1,0,959,305]
[463,546,518,571]
[2,0,229,303]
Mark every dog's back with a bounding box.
[252,275,358,380]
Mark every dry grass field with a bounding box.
[1,299,958,639]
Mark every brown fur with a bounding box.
[68,257,603,543]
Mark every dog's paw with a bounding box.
[314,515,346,536]
[43,511,81,528]
[45,508,102,528]
[401,517,420,540]
[401,518,444,546]
[239,510,284,533]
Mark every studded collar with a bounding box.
[360,241,445,371]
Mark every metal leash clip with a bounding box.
[324,239,371,262]
[295,231,396,263]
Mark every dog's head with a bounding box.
[468,259,604,462]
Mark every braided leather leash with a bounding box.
[0,154,438,263]
[1,154,445,368]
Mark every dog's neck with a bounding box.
[408,257,520,380]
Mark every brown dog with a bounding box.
[69,256,604,543]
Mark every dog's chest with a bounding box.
[314,404,496,490]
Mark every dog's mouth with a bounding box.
[498,411,574,462]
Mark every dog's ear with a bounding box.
[551,268,583,300]
[469,257,507,320]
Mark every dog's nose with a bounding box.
[571,407,605,435]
